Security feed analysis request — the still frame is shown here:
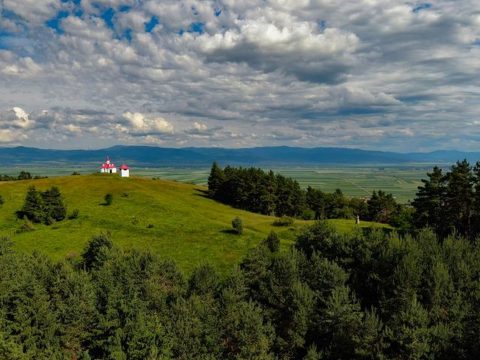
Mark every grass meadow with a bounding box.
[0,174,388,273]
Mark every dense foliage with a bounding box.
[208,163,404,225]
[0,171,46,181]
[16,186,67,224]
[2,224,480,359]
[412,160,480,238]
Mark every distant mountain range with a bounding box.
[0,146,479,167]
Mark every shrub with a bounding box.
[232,217,243,235]
[263,231,280,252]
[68,209,79,219]
[273,216,295,227]
[104,193,113,206]
[147,224,154,228]
[0,195,4,206]
[71,171,81,175]
[16,218,35,234]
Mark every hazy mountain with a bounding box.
[0,146,478,167]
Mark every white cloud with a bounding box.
[122,112,174,134]
[0,0,479,150]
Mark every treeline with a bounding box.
[0,171,46,181]
[2,224,480,359]
[208,163,406,226]
[413,160,480,238]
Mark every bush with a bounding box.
[68,209,79,220]
[263,231,280,252]
[273,216,295,227]
[232,217,243,235]
[71,171,81,175]
[147,224,154,228]
[0,195,4,206]
[104,193,113,206]
[16,218,35,234]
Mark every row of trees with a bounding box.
[0,171,46,181]
[413,160,480,238]
[2,223,480,359]
[17,186,67,224]
[208,163,404,225]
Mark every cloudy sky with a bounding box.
[0,0,479,151]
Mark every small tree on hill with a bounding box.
[104,193,113,206]
[232,217,243,235]
[42,186,67,221]
[18,186,44,223]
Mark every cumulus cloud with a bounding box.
[0,0,479,150]
[122,112,174,135]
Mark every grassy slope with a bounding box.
[0,175,389,273]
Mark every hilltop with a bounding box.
[0,174,388,273]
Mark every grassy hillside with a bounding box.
[0,174,389,273]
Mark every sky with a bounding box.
[0,0,479,151]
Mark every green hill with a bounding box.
[0,174,389,273]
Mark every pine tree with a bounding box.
[445,160,474,237]
[413,166,448,236]
[42,186,67,222]
[19,186,45,223]
[207,162,225,198]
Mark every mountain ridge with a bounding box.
[0,145,478,166]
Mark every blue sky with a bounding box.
[0,0,479,151]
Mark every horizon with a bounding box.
[0,1,479,151]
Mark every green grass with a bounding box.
[0,174,389,273]
[0,165,430,203]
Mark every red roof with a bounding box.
[120,164,129,170]
[101,163,116,169]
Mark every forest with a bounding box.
[2,223,480,359]
[209,160,480,238]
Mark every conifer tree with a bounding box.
[19,185,44,223]
[207,162,225,198]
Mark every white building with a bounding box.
[120,164,130,177]
[101,157,117,173]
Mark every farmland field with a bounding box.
[139,167,428,203]
[0,165,431,203]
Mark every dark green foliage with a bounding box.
[17,171,32,180]
[208,163,405,225]
[263,231,280,252]
[413,160,480,238]
[272,216,295,227]
[81,233,113,271]
[209,164,305,217]
[232,217,243,235]
[3,221,480,358]
[104,193,113,206]
[17,186,67,225]
[41,186,67,221]
[0,195,3,206]
[18,186,44,223]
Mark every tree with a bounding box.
[104,193,113,206]
[232,217,243,235]
[18,186,44,223]
[367,190,399,224]
[42,186,67,222]
[445,160,474,237]
[208,162,225,198]
[81,234,113,271]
